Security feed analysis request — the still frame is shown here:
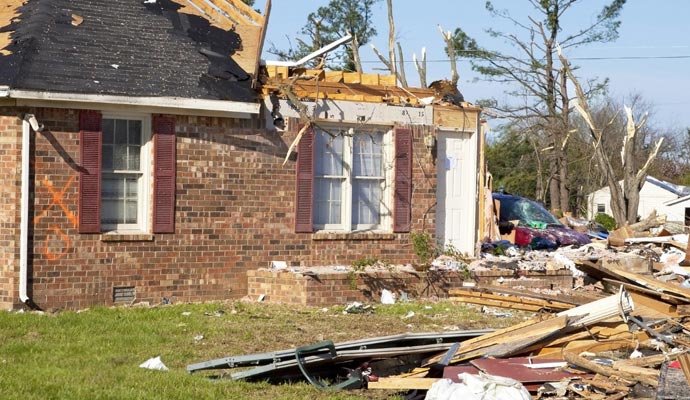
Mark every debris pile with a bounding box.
[189,217,690,399]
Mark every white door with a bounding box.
[436,131,477,255]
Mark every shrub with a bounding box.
[595,213,617,231]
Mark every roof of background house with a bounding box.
[646,176,690,197]
[0,0,264,102]
[590,176,690,197]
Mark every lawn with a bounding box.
[0,300,527,399]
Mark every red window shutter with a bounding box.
[393,127,413,232]
[79,110,102,233]
[153,116,176,233]
[294,126,314,233]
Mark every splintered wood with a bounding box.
[367,256,690,399]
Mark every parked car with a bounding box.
[493,192,591,248]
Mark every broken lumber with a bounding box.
[449,288,574,311]
[563,352,659,387]
[367,377,439,390]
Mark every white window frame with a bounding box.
[313,125,393,233]
[597,203,606,214]
[101,113,152,233]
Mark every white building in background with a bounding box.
[587,176,690,224]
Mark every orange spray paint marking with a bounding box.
[33,175,78,228]
[43,225,71,261]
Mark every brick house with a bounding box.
[0,0,483,310]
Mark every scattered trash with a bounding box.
[270,261,287,270]
[139,356,168,371]
[257,294,265,302]
[380,289,395,304]
[203,310,225,317]
[194,335,204,341]
[181,311,191,316]
[343,302,373,314]
[402,311,415,320]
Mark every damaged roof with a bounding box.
[0,0,265,102]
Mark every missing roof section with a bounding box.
[169,0,263,29]
[0,0,23,56]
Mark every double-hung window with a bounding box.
[101,116,151,232]
[79,110,175,234]
[313,127,392,232]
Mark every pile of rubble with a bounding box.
[188,218,690,399]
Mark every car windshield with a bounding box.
[497,196,562,226]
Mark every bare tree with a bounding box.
[450,0,626,213]
[559,48,663,226]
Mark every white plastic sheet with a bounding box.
[139,356,169,371]
[380,289,395,304]
[425,373,530,400]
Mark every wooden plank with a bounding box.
[222,0,263,24]
[629,291,679,318]
[480,285,596,306]
[209,0,254,25]
[449,296,548,312]
[426,315,570,365]
[368,377,439,390]
[603,278,688,305]
[343,72,361,83]
[360,73,380,85]
[184,0,233,30]
[563,352,658,387]
[324,71,344,82]
[608,267,690,300]
[433,107,478,130]
[449,288,575,310]
[379,74,397,86]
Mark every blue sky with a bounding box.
[260,1,690,130]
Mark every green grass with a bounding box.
[0,300,528,399]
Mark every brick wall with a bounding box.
[0,111,22,309]
[246,268,574,306]
[1,106,441,309]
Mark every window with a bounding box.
[295,126,412,234]
[311,126,393,232]
[79,111,176,234]
[101,116,150,232]
[597,203,606,214]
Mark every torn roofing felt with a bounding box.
[0,0,257,102]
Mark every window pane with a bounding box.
[129,120,142,144]
[128,145,141,170]
[114,120,128,144]
[126,177,138,198]
[314,178,342,225]
[125,200,138,224]
[102,199,120,225]
[352,179,381,225]
[102,176,124,198]
[102,144,113,170]
[113,144,128,170]
[353,132,383,177]
[102,119,114,144]
[315,130,343,176]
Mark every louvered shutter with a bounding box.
[294,126,314,233]
[79,110,102,233]
[153,116,176,233]
[393,127,412,232]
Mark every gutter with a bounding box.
[9,90,261,118]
